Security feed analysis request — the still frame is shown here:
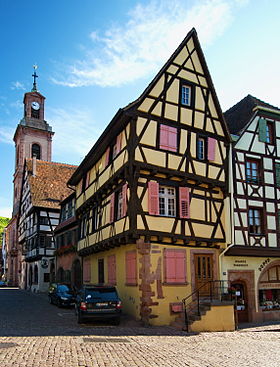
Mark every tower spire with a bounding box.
[32,64,38,92]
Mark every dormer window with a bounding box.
[266,121,274,144]
[258,118,274,144]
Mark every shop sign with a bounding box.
[233,260,248,267]
[259,283,280,290]
[258,258,270,272]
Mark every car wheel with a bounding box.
[57,299,62,308]
[112,317,121,326]
[48,296,53,304]
[77,312,84,324]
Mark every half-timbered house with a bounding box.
[68,28,233,328]
[54,192,81,289]
[18,157,77,292]
[223,95,280,323]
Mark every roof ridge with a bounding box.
[26,158,77,168]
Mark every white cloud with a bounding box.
[47,107,102,162]
[0,126,14,145]
[52,0,247,88]
[11,81,25,91]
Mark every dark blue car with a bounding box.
[48,283,75,307]
[75,285,122,324]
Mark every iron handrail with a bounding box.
[182,280,232,332]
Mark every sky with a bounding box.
[1,0,280,218]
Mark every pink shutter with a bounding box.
[109,193,115,223]
[164,249,186,283]
[168,126,177,152]
[126,251,137,285]
[148,181,159,215]
[160,125,169,150]
[108,255,116,285]
[175,250,186,283]
[208,137,216,161]
[121,183,128,218]
[116,133,122,154]
[179,187,190,219]
[105,147,110,167]
[164,250,176,283]
[83,259,91,282]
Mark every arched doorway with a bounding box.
[72,259,82,289]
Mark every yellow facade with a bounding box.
[70,29,232,330]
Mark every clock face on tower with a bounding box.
[31,101,40,110]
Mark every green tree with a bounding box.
[0,217,10,247]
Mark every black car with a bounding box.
[48,283,75,307]
[75,285,122,324]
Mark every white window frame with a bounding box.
[159,186,176,217]
[181,85,191,106]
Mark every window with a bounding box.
[266,122,274,144]
[31,108,39,119]
[197,137,206,160]
[39,217,48,225]
[159,125,177,152]
[32,143,41,159]
[148,182,190,218]
[248,208,262,235]
[126,251,137,285]
[259,118,274,144]
[79,214,87,239]
[91,206,98,232]
[110,183,127,222]
[159,186,176,217]
[112,133,122,160]
[246,159,260,184]
[164,249,186,284]
[98,258,105,284]
[181,85,191,106]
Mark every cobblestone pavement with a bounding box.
[0,288,280,367]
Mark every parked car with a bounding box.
[0,281,7,287]
[75,284,122,324]
[48,283,75,307]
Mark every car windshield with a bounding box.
[58,285,70,292]
[85,288,118,301]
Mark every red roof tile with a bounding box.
[26,159,77,209]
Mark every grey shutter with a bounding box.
[258,117,267,142]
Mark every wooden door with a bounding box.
[194,254,214,296]
[231,282,248,323]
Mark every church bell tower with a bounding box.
[12,66,55,215]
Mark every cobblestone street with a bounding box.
[0,288,280,367]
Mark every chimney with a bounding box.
[32,155,37,176]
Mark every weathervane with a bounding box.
[32,64,38,92]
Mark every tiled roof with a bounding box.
[224,94,280,135]
[26,159,77,209]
